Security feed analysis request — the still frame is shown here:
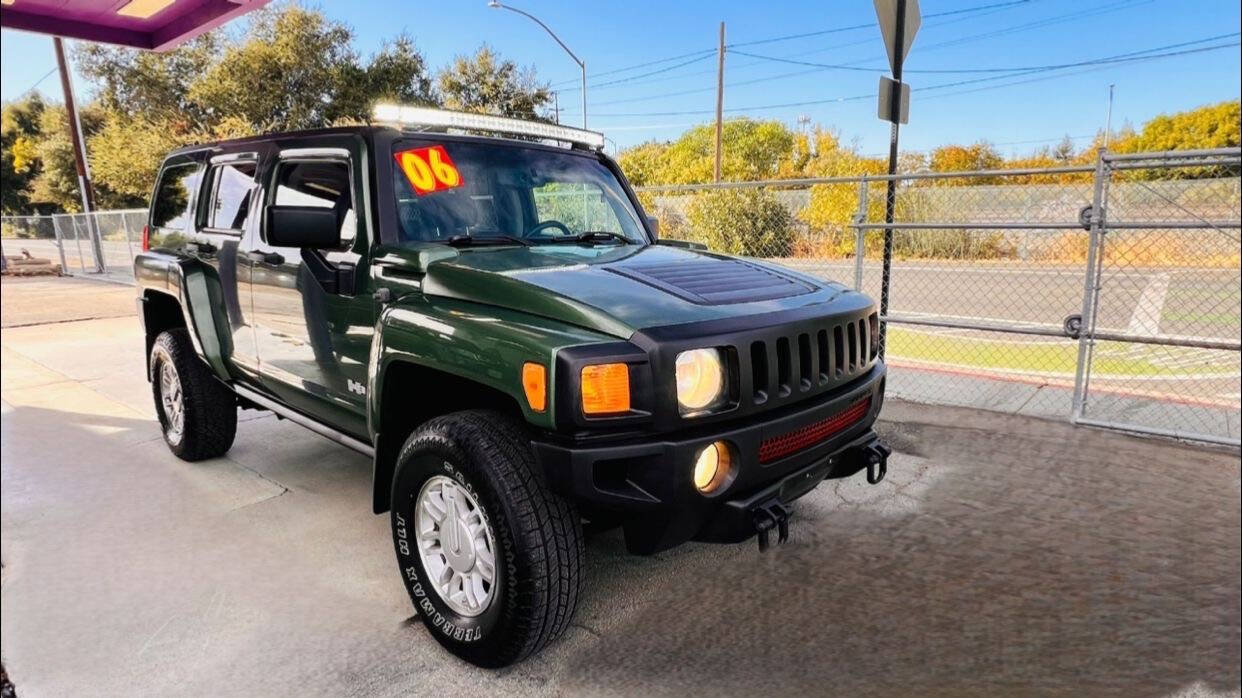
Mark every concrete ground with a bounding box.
[1,277,1239,697]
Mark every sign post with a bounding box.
[873,0,919,358]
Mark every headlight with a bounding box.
[675,348,725,415]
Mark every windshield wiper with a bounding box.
[537,231,631,245]
[445,234,530,247]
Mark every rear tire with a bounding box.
[390,410,584,667]
[149,328,237,461]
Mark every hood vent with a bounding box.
[607,258,815,305]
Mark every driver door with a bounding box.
[249,145,372,438]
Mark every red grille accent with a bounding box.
[758,397,871,464]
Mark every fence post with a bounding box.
[50,214,70,273]
[1070,148,1110,422]
[853,179,868,292]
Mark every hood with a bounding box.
[419,243,863,338]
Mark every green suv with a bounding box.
[135,106,889,667]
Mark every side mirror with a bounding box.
[265,205,341,248]
[646,215,660,238]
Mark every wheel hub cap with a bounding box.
[159,361,184,442]
[415,475,497,617]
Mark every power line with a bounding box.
[731,32,1239,74]
[571,40,1238,118]
[557,0,1151,97]
[549,0,1037,88]
[570,32,1235,111]
[13,67,59,99]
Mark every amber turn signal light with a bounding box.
[580,363,630,415]
[521,362,547,412]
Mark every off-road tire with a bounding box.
[149,328,237,461]
[390,410,584,668]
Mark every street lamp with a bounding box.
[487,1,587,129]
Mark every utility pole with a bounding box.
[714,21,725,182]
[1103,84,1115,147]
[54,36,105,273]
[553,91,561,124]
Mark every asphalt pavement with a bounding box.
[1,276,1239,696]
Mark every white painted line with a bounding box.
[1126,272,1170,336]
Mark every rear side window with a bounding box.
[202,161,258,232]
[151,162,202,232]
[270,160,356,247]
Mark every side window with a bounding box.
[270,160,356,248]
[151,163,202,232]
[202,161,258,232]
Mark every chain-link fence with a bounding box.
[1,209,145,279]
[637,147,1241,445]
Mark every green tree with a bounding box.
[187,5,362,130]
[436,45,551,119]
[75,33,221,127]
[1,94,48,214]
[686,188,793,257]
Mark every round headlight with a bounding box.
[675,348,725,414]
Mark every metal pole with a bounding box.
[580,61,587,129]
[54,37,106,274]
[714,21,726,183]
[1103,84,1115,148]
[853,180,869,291]
[51,214,69,273]
[1070,148,1110,422]
[878,0,906,359]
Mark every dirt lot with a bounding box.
[1,277,1238,696]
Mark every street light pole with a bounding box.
[488,1,587,129]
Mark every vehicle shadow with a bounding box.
[557,415,1241,697]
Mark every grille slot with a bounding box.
[797,333,813,391]
[750,341,769,404]
[833,326,845,376]
[816,329,830,385]
[775,337,792,398]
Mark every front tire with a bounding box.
[390,410,584,667]
[149,328,237,461]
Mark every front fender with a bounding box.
[367,294,621,438]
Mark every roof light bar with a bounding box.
[373,104,605,150]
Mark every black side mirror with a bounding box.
[646,215,660,238]
[265,205,341,248]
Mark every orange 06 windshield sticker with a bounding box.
[395,145,464,196]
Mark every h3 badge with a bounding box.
[347,379,367,396]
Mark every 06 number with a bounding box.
[396,145,464,195]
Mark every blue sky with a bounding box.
[2,0,1239,154]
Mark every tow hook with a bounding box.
[865,442,891,485]
[752,500,791,552]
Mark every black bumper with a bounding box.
[534,363,887,554]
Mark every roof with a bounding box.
[1,0,271,52]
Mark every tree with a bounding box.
[1114,100,1240,153]
[187,5,361,130]
[617,119,798,186]
[437,45,551,119]
[76,33,221,128]
[686,188,793,257]
[1,94,48,214]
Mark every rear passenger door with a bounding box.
[249,144,373,438]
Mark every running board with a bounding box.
[233,384,376,458]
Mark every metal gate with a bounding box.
[1073,148,1241,445]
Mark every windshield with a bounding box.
[391,138,647,246]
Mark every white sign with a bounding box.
[874,0,921,75]
[877,76,910,124]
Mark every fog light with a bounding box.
[693,441,733,495]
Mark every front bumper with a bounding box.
[534,362,887,554]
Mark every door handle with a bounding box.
[247,250,285,266]
[187,241,217,256]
